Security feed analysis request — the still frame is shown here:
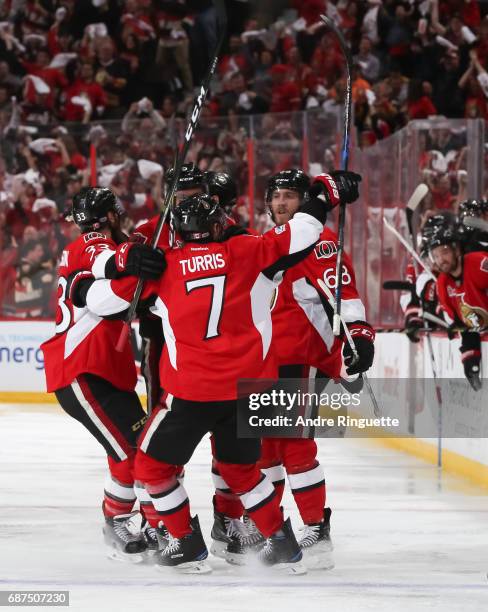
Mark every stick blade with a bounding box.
[407,183,429,211]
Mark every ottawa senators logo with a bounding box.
[314,240,337,260]
[460,302,488,329]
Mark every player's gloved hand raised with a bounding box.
[404,304,423,343]
[343,322,375,375]
[309,171,362,210]
[115,243,166,279]
[460,331,482,391]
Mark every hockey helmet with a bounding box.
[165,162,206,192]
[458,198,488,220]
[205,171,237,211]
[419,212,457,257]
[265,169,311,204]
[425,223,460,256]
[71,187,124,231]
[171,193,225,242]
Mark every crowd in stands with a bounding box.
[1,0,488,319]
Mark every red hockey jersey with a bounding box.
[41,232,137,392]
[271,227,365,377]
[436,251,488,329]
[84,213,324,400]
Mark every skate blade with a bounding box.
[106,549,145,564]
[210,540,227,559]
[224,551,248,566]
[270,561,307,575]
[157,560,212,574]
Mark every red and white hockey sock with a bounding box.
[211,462,244,519]
[134,480,158,525]
[287,462,326,525]
[134,450,191,537]
[103,456,136,517]
[261,464,286,504]
[218,462,282,538]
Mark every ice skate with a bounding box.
[225,514,265,565]
[258,518,306,575]
[156,515,211,574]
[298,507,334,570]
[103,512,147,563]
[210,507,248,559]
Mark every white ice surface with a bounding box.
[1,404,487,612]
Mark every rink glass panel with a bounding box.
[0,114,486,327]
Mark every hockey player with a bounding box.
[132,165,252,556]
[73,170,362,573]
[428,223,488,390]
[240,169,373,570]
[402,214,454,343]
[40,187,167,562]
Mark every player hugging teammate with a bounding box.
[42,164,373,574]
[401,200,488,389]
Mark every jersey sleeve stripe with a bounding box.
[288,212,323,254]
[91,248,115,278]
[85,279,131,316]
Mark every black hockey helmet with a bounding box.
[425,223,460,256]
[165,162,206,192]
[205,171,237,211]
[265,169,311,204]
[419,212,457,257]
[171,193,225,242]
[71,186,124,231]
[458,198,488,220]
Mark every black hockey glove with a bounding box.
[460,331,482,391]
[404,304,423,343]
[114,243,166,280]
[309,171,362,210]
[343,322,375,375]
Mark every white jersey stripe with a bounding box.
[151,297,177,369]
[91,249,115,278]
[85,279,130,316]
[71,380,128,461]
[288,212,322,254]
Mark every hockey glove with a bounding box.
[114,243,166,279]
[309,171,362,210]
[343,322,375,375]
[460,331,482,391]
[404,304,423,343]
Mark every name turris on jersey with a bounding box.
[179,253,226,275]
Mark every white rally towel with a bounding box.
[137,159,163,179]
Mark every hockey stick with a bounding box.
[316,278,381,417]
[405,183,429,250]
[383,216,436,280]
[462,216,488,233]
[320,14,353,336]
[116,0,227,351]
